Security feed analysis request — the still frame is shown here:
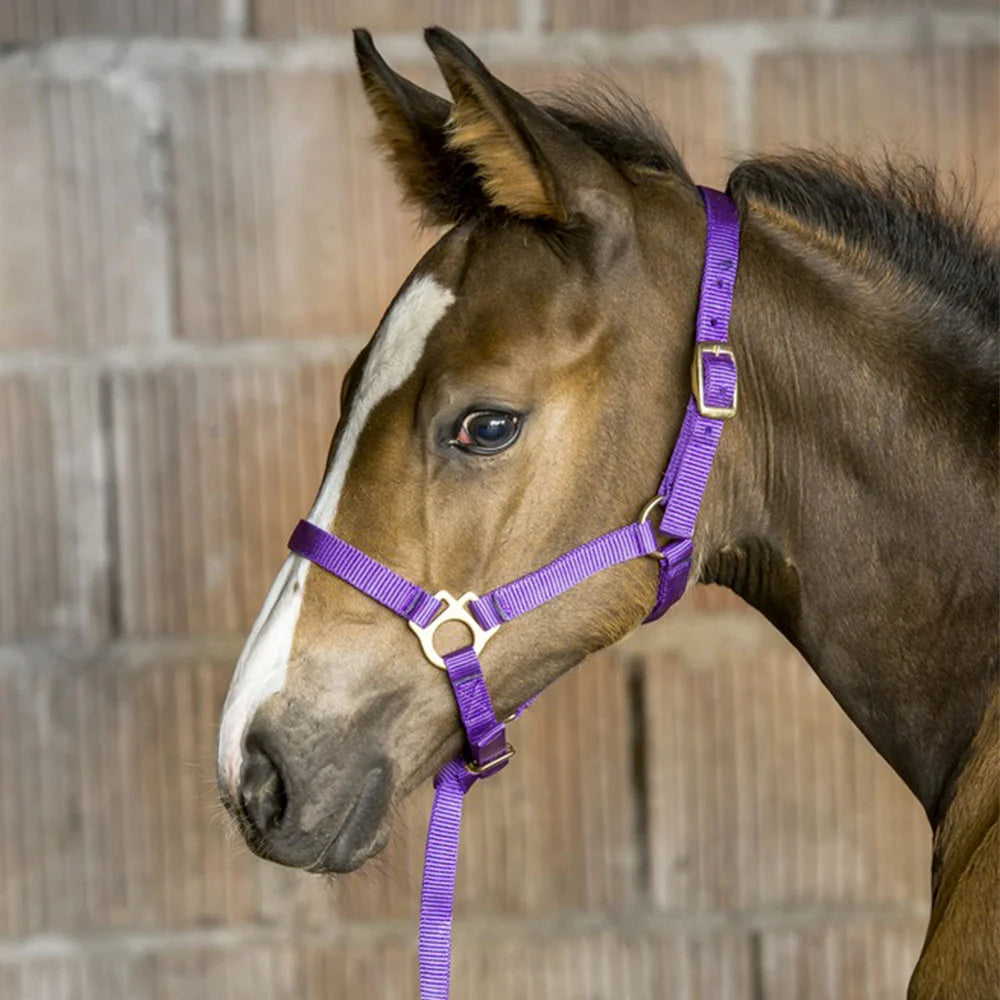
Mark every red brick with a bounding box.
[167,67,436,342]
[0,958,82,1000]
[310,929,753,1000]
[111,359,345,637]
[252,0,517,35]
[0,646,253,934]
[550,0,808,29]
[643,633,932,912]
[0,369,109,641]
[0,643,340,935]
[459,649,637,914]
[754,46,1000,214]
[842,0,996,12]
[600,60,730,188]
[146,945,300,1000]
[299,936,418,1000]
[448,927,753,1000]
[759,919,928,999]
[0,946,299,1000]
[678,582,752,614]
[0,75,168,351]
[0,0,222,39]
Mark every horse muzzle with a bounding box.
[223,718,393,873]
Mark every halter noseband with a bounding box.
[288,186,740,999]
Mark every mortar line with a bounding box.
[220,0,249,39]
[626,653,651,901]
[0,609,790,670]
[0,13,996,78]
[518,0,547,35]
[97,373,123,638]
[0,336,369,376]
[0,901,929,960]
[720,46,756,166]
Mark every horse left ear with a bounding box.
[424,27,629,226]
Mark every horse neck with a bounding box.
[695,207,999,827]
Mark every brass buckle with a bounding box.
[408,590,499,670]
[692,343,738,419]
[464,744,516,775]
[639,495,667,562]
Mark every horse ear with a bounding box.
[424,26,627,225]
[353,28,485,226]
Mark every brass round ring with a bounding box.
[639,495,668,561]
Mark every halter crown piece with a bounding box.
[289,187,740,998]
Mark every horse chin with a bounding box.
[243,816,390,875]
[301,763,395,874]
[311,819,392,875]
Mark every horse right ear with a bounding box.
[353,29,486,226]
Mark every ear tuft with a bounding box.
[446,94,561,220]
[425,26,566,222]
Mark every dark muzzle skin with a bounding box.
[229,696,397,873]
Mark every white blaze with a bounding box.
[218,276,456,791]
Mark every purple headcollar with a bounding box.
[289,186,740,999]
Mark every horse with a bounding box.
[217,27,999,999]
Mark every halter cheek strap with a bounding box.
[288,186,740,1000]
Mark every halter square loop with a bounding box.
[692,343,738,419]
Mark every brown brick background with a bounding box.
[1,1,996,997]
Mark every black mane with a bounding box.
[728,154,1000,338]
[538,84,999,396]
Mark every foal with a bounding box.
[218,28,999,998]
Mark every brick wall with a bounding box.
[0,1,996,997]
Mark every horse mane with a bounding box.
[728,153,999,337]
[533,83,999,405]
[732,156,1000,448]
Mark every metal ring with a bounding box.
[639,495,666,524]
[464,744,516,775]
[639,495,667,561]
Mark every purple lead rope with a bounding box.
[419,647,526,999]
[418,760,475,998]
[288,186,740,1000]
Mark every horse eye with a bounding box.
[453,410,521,455]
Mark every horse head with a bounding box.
[218,27,716,873]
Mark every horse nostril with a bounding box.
[240,743,287,836]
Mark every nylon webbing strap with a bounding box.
[289,519,441,626]
[419,647,513,1000]
[469,521,658,629]
[645,186,740,621]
